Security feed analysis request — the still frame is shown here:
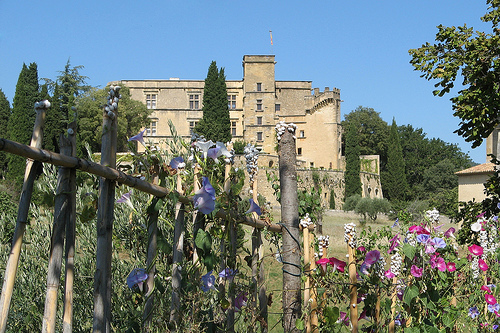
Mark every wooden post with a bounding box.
[192,165,201,266]
[93,86,120,333]
[309,239,318,333]
[143,164,160,332]
[303,227,311,333]
[388,277,398,333]
[62,121,77,333]
[278,124,302,333]
[170,171,185,325]
[345,223,358,333]
[42,133,73,333]
[0,100,49,333]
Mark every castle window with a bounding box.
[189,94,200,110]
[231,121,237,136]
[310,162,314,168]
[228,94,236,109]
[299,130,305,138]
[257,116,263,125]
[275,104,280,112]
[297,147,302,155]
[257,83,262,91]
[257,132,263,141]
[189,121,198,134]
[146,94,157,109]
[146,119,158,136]
[256,99,263,111]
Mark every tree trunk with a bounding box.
[279,129,302,333]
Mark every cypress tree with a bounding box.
[344,122,362,199]
[384,118,409,201]
[195,61,232,143]
[0,89,11,178]
[7,62,39,183]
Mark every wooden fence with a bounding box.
[0,93,398,332]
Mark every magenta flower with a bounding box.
[364,250,380,265]
[128,129,146,146]
[485,294,497,305]
[482,285,492,293]
[430,256,446,272]
[358,309,368,321]
[316,258,329,273]
[388,234,400,253]
[357,246,366,253]
[409,225,430,235]
[127,268,148,291]
[444,227,456,238]
[329,257,346,273]
[245,198,262,216]
[385,270,396,279]
[446,262,456,272]
[337,312,350,326]
[478,258,489,272]
[411,265,423,278]
[469,244,484,256]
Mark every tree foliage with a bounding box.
[383,118,409,201]
[7,63,39,183]
[344,122,362,199]
[409,0,500,148]
[0,89,11,178]
[195,61,231,143]
[76,85,151,154]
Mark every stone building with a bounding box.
[112,55,342,170]
[111,55,383,206]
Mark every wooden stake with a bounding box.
[388,276,398,333]
[93,87,119,333]
[42,133,72,333]
[0,101,48,333]
[309,238,318,333]
[62,122,77,333]
[279,128,302,333]
[192,165,201,266]
[170,171,185,326]
[348,245,358,333]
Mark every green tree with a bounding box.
[7,63,39,183]
[76,85,151,154]
[383,118,409,201]
[0,89,11,178]
[344,122,362,199]
[195,61,231,143]
[409,0,500,148]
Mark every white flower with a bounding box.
[471,221,482,232]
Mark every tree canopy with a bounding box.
[383,118,408,201]
[195,61,231,143]
[344,122,362,199]
[409,0,500,148]
[0,89,10,178]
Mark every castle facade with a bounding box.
[113,55,342,170]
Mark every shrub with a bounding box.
[343,194,361,211]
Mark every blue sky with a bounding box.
[0,1,492,163]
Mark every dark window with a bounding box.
[257,83,262,91]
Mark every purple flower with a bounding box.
[235,292,247,311]
[128,129,146,146]
[391,218,399,228]
[127,268,148,291]
[444,227,456,238]
[488,303,500,313]
[245,198,262,216]
[469,306,479,319]
[116,190,134,210]
[169,156,185,169]
[207,147,221,162]
[219,268,237,279]
[201,271,216,292]
[193,177,216,214]
[388,234,400,253]
[411,265,423,278]
[416,234,430,244]
[432,237,446,249]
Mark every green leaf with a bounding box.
[402,243,416,259]
[403,285,419,306]
[324,306,339,326]
[295,319,304,330]
[195,229,212,254]
[202,253,216,271]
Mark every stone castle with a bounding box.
[111,55,382,207]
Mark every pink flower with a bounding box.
[481,285,492,293]
[430,256,446,272]
[388,234,400,254]
[409,225,430,235]
[329,257,346,273]
[337,312,350,326]
[444,227,456,238]
[385,270,395,279]
[316,258,329,273]
[357,246,366,253]
[485,294,497,305]
[469,244,484,256]
[446,262,456,272]
[478,258,489,272]
[411,265,423,278]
